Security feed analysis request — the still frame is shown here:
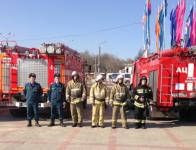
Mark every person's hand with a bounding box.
[149,100,154,105]
[92,101,95,105]
[109,101,113,106]
[122,102,127,106]
[66,97,71,103]
[47,100,50,104]
[63,102,67,108]
[81,96,86,102]
[140,97,145,103]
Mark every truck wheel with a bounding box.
[9,108,26,117]
[179,109,190,121]
[180,109,196,121]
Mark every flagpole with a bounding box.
[146,0,150,57]
[146,8,148,57]
[163,1,166,50]
[143,6,146,54]
[143,4,147,58]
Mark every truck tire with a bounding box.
[180,109,196,121]
[9,108,26,117]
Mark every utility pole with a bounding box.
[97,46,101,74]
[94,56,97,75]
[97,41,107,74]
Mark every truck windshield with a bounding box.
[112,73,119,79]
[124,74,131,78]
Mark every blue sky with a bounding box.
[0,0,194,59]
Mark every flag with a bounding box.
[143,6,147,49]
[184,6,193,47]
[143,0,151,54]
[170,8,177,47]
[191,10,196,45]
[159,5,164,50]
[156,5,165,51]
[176,0,186,45]
[146,0,151,15]
[163,0,168,16]
[155,8,161,51]
[146,0,151,48]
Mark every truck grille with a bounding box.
[2,63,11,92]
[18,59,48,87]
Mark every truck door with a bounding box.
[149,71,158,102]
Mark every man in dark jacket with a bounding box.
[24,73,43,127]
[48,73,66,127]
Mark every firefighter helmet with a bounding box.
[72,71,78,76]
[116,74,124,80]
[96,74,103,82]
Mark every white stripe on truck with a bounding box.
[188,63,194,78]
[187,83,193,91]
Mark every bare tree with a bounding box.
[80,50,132,73]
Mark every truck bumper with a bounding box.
[0,101,50,108]
[174,99,196,109]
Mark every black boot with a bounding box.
[135,123,141,129]
[111,125,116,129]
[142,123,146,129]
[91,125,96,128]
[123,125,128,129]
[48,119,55,127]
[72,123,77,127]
[27,120,32,127]
[78,123,83,127]
[60,120,65,127]
[35,121,41,127]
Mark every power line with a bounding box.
[15,22,142,42]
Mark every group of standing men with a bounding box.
[24,71,153,129]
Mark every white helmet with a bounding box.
[72,71,78,76]
[96,74,103,82]
[116,74,124,80]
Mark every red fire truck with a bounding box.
[0,42,86,117]
[132,47,196,119]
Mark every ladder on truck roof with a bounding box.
[160,64,174,104]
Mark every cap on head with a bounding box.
[116,74,124,81]
[54,73,60,78]
[29,73,36,78]
[96,74,103,82]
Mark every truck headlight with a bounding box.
[189,92,196,98]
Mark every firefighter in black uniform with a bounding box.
[133,76,153,129]
[24,73,43,127]
[48,73,66,127]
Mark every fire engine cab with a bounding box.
[0,42,85,117]
[132,47,196,119]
